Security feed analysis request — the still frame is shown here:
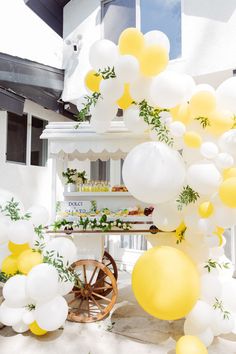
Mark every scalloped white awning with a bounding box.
[41,121,150,161]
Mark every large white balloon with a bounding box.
[219,129,236,159]
[115,55,139,83]
[215,152,234,170]
[150,71,189,108]
[26,264,59,302]
[144,30,170,52]
[122,142,185,204]
[0,217,10,244]
[43,237,77,267]
[196,328,214,347]
[99,78,123,101]
[35,296,68,331]
[185,301,213,333]
[200,273,222,304]
[0,189,25,213]
[3,275,30,308]
[186,163,222,195]
[130,76,152,102]
[8,220,35,245]
[222,281,236,313]
[152,202,182,231]
[27,205,49,226]
[89,39,118,71]
[211,204,236,228]
[0,301,25,326]
[123,107,148,133]
[216,77,236,113]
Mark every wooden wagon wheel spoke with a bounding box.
[89,295,104,313]
[91,291,112,302]
[88,266,98,285]
[92,285,113,291]
[83,265,88,284]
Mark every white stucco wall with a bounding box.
[0,100,69,211]
[0,0,63,68]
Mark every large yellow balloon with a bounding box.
[118,28,145,57]
[1,255,18,275]
[139,45,168,76]
[219,177,236,208]
[8,242,30,256]
[223,167,236,180]
[183,131,202,148]
[176,335,208,354]
[29,321,47,336]
[189,91,216,116]
[132,246,200,320]
[117,84,133,109]
[17,249,43,275]
[84,69,102,92]
[170,103,191,125]
[207,110,234,135]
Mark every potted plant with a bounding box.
[77,170,88,185]
[62,168,77,192]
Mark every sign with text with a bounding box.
[59,200,91,214]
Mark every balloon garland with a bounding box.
[77,27,236,351]
[0,193,77,335]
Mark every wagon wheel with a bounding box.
[67,259,118,323]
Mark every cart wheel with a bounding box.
[67,259,118,323]
[94,251,118,297]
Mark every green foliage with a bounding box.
[76,214,131,232]
[77,170,88,184]
[176,226,187,245]
[26,304,36,311]
[194,116,211,129]
[213,298,231,320]
[95,66,116,80]
[90,200,97,213]
[33,225,46,252]
[204,259,230,273]
[62,168,77,184]
[0,198,31,221]
[76,92,101,123]
[137,100,173,146]
[177,185,200,210]
[0,271,10,283]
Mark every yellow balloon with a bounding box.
[118,27,145,57]
[8,242,30,255]
[183,131,202,148]
[117,84,133,109]
[170,103,191,125]
[84,69,102,92]
[189,91,216,116]
[176,335,208,354]
[219,177,236,208]
[17,249,43,275]
[1,255,18,275]
[132,246,200,320]
[207,110,234,135]
[223,167,236,180]
[198,202,214,218]
[29,321,47,336]
[139,45,168,76]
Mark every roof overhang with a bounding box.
[0,87,25,115]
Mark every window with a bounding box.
[6,112,48,167]
[101,0,136,43]
[140,0,182,60]
[6,112,27,164]
[31,117,48,167]
[90,159,110,181]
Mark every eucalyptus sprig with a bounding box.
[34,225,46,252]
[176,225,187,245]
[0,198,31,221]
[177,185,200,211]
[0,271,10,283]
[204,259,230,273]
[26,304,36,311]
[137,100,173,146]
[95,66,116,80]
[76,92,101,123]
[213,298,231,320]
[194,116,211,129]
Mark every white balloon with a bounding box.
[200,273,222,304]
[89,39,118,71]
[222,281,236,313]
[215,152,234,170]
[35,295,68,331]
[159,111,173,126]
[211,309,224,336]
[123,107,148,133]
[115,55,139,83]
[8,220,35,245]
[216,77,236,112]
[0,217,10,244]
[152,202,182,231]
[0,301,25,326]
[220,315,235,334]
[27,205,49,227]
[204,235,220,248]
[26,264,59,302]
[196,328,214,347]
[185,301,214,333]
[144,30,170,52]
[186,162,222,195]
[169,121,186,137]
[90,97,118,119]
[200,142,219,159]
[219,129,236,159]
[13,321,29,333]
[58,279,74,296]
[181,74,196,102]
[150,71,189,108]
[130,76,152,103]
[198,218,215,235]
[3,275,30,308]
[22,309,35,325]
[182,147,202,165]
[90,116,111,134]
[211,204,236,228]
[0,189,25,213]
[43,237,77,267]
[122,142,185,204]
[100,78,123,101]
[0,243,11,267]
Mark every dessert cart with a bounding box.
[41,121,154,323]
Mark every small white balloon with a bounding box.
[216,76,236,113]
[100,78,124,101]
[89,39,118,71]
[115,55,139,83]
[8,220,35,245]
[22,309,35,325]
[182,147,202,165]
[169,121,186,137]
[198,218,215,235]
[0,301,25,326]
[159,111,173,126]
[35,295,68,331]
[90,116,111,134]
[43,237,77,267]
[152,202,182,231]
[200,142,219,159]
[130,76,152,103]
[13,321,29,333]
[3,275,30,308]
[211,204,236,228]
[215,152,234,170]
[185,300,214,333]
[58,279,74,296]
[222,281,236,313]
[27,205,49,226]
[123,107,148,133]
[90,97,118,119]
[200,273,222,304]
[144,30,170,53]
[0,217,10,245]
[196,328,214,347]
[219,129,236,159]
